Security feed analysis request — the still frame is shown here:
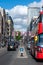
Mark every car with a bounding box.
[1,43,5,47]
[15,41,18,48]
[15,41,20,47]
[7,41,16,51]
[27,41,31,50]
[17,41,20,45]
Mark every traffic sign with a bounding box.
[20,47,24,52]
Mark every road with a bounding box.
[0,44,43,65]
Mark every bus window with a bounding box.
[39,34,43,43]
[42,14,43,23]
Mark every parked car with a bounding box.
[1,43,5,47]
[15,41,18,48]
[17,41,20,45]
[27,41,31,50]
[7,41,16,51]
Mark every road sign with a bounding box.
[20,47,24,52]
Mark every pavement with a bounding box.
[0,47,7,56]
[0,47,6,52]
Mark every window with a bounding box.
[39,14,42,22]
[39,34,43,43]
[42,14,43,23]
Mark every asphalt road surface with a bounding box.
[0,45,43,65]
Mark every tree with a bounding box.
[15,31,22,41]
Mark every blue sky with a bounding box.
[0,0,41,9]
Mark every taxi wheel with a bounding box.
[14,48,16,51]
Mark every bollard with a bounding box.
[20,47,24,57]
[21,53,23,56]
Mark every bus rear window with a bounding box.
[42,14,43,23]
[39,34,43,42]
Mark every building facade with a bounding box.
[27,7,40,25]
[0,7,14,46]
[27,7,40,42]
[0,12,3,44]
[7,15,14,41]
[0,8,6,45]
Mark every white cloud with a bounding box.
[6,9,9,12]
[13,18,22,24]
[29,0,43,7]
[13,18,27,26]
[23,19,27,25]
[8,5,27,18]
[14,24,26,32]
[15,28,26,32]
[14,25,22,29]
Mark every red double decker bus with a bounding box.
[30,8,43,60]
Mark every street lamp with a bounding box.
[8,20,11,42]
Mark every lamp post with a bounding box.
[8,20,11,42]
